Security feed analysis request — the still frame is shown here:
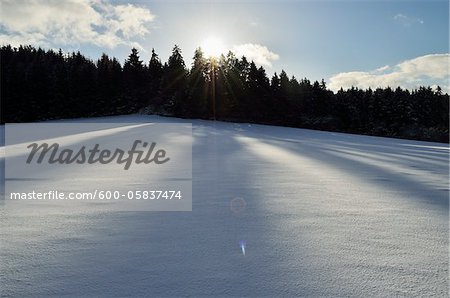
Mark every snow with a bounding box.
[0,115,448,297]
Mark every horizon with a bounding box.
[0,0,448,92]
[4,42,449,95]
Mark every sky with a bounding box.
[0,0,448,92]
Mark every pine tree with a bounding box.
[187,47,208,116]
[123,48,145,110]
[148,48,163,79]
[147,48,163,107]
[162,45,188,114]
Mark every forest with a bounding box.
[1,44,448,142]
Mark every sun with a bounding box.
[201,36,226,58]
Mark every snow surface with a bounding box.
[0,115,448,297]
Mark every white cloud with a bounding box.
[396,54,448,79]
[328,54,450,93]
[374,65,390,72]
[110,4,154,38]
[394,13,424,27]
[232,43,279,67]
[0,0,155,50]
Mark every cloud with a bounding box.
[0,0,155,50]
[232,43,279,67]
[394,13,424,27]
[374,65,390,72]
[328,54,450,93]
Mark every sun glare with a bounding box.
[201,36,226,58]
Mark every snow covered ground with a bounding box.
[0,115,448,297]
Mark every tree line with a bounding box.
[1,44,448,142]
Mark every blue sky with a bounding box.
[1,0,448,91]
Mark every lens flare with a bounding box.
[239,240,246,256]
[230,197,247,214]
